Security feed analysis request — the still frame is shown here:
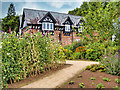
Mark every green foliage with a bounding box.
[68,2,89,16]
[115,79,120,84]
[79,83,85,88]
[2,15,19,33]
[85,65,92,70]
[83,2,119,41]
[7,3,16,17]
[69,80,75,84]
[90,77,95,80]
[100,52,120,75]
[102,77,111,82]
[90,67,96,72]
[2,3,19,33]
[96,83,104,89]
[1,31,65,88]
[85,42,105,61]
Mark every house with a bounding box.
[19,8,85,46]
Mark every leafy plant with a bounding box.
[90,67,97,72]
[115,79,120,84]
[85,65,92,70]
[79,83,85,88]
[69,80,75,84]
[90,77,95,80]
[100,52,120,75]
[102,77,111,82]
[96,83,104,89]
[1,31,66,88]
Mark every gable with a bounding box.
[63,16,73,25]
[40,12,57,23]
[43,16,53,22]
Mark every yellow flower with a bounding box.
[8,41,10,43]
[113,47,116,50]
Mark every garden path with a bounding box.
[21,60,99,88]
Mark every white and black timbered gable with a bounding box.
[40,12,57,23]
[63,16,73,25]
[43,16,53,22]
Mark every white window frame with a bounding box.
[65,25,70,32]
[42,22,53,30]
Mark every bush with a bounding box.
[100,52,120,75]
[1,31,65,88]
[85,42,105,61]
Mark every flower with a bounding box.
[7,53,10,55]
[8,41,10,43]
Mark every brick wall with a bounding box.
[23,29,82,46]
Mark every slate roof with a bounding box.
[23,8,84,26]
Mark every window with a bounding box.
[42,22,53,30]
[50,23,53,29]
[65,25,70,32]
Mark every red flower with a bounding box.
[8,29,11,34]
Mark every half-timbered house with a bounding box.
[19,8,85,45]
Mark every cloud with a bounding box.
[2,0,89,2]
[49,2,65,8]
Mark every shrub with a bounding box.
[1,31,65,88]
[100,52,120,75]
[85,42,105,61]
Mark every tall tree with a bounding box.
[68,2,89,16]
[83,2,119,41]
[2,3,19,33]
[7,3,16,17]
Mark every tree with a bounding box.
[2,3,19,33]
[68,2,89,17]
[83,2,119,41]
[7,3,16,17]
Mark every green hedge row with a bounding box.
[1,31,65,88]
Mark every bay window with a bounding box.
[42,22,53,30]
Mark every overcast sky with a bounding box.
[1,0,91,18]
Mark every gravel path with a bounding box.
[21,60,99,88]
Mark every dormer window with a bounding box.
[65,25,70,32]
[42,22,53,30]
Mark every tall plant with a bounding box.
[1,31,65,88]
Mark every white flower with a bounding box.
[7,53,10,55]
[3,77,5,79]
[0,45,2,48]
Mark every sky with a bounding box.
[1,0,90,19]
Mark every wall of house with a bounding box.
[53,30,81,46]
[23,28,82,46]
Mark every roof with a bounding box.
[23,8,84,26]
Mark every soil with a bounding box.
[7,64,72,88]
[60,70,120,88]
